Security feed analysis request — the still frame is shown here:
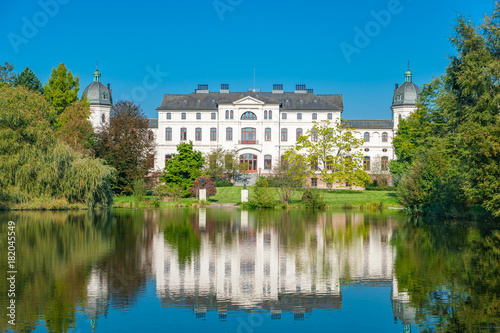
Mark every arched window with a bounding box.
[265,128,271,141]
[225,110,229,119]
[181,112,186,120]
[241,127,256,144]
[180,128,187,141]
[101,114,105,123]
[241,111,257,120]
[269,110,272,119]
[230,110,234,119]
[196,112,201,119]
[364,132,370,142]
[382,132,388,142]
[297,113,302,120]
[311,129,318,142]
[165,127,172,141]
[264,110,268,119]
[282,113,287,120]
[296,128,303,140]
[381,156,389,171]
[327,113,333,120]
[195,128,202,141]
[264,155,272,170]
[363,156,371,171]
[281,128,288,141]
[166,112,171,119]
[148,130,154,141]
[226,127,232,141]
[211,112,216,119]
[312,113,317,120]
[210,128,217,141]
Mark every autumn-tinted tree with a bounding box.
[162,141,204,197]
[0,62,15,85]
[189,176,217,198]
[44,63,79,115]
[295,119,371,188]
[56,100,95,154]
[95,100,155,194]
[13,67,43,94]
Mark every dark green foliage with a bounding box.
[248,178,277,209]
[95,100,155,195]
[161,142,204,197]
[393,6,500,217]
[13,67,43,94]
[189,176,217,198]
[301,188,326,209]
[214,179,233,187]
[0,85,114,207]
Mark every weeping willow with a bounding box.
[0,85,115,208]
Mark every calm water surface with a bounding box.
[0,208,499,332]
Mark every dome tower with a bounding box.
[82,65,113,129]
[391,65,420,130]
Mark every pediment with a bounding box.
[232,96,265,105]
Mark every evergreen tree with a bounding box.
[0,62,15,85]
[13,67,43,94]
[161,142,204,197]
[44,63,79,115]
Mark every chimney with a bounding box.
[395,83,399,90]
[220,83,229,93]
[272,84,283,94]
[195,84,209,93]
[295,84,307,94]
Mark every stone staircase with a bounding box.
[234,173,259,186]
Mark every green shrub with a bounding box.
[248,178,277,209]
[302,188,325,209]
[133,178,147,203]
[215,179,233,187]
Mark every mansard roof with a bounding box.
[342,119,393,129]
[157,91,343,111]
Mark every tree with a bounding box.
[95,100,155,194]
[205,147,244,181]
[56,100,95,154]
[295,119,371,188]
[13,67,43,94]
[44,63,79,115]
[0,62,15,85]
[161,141,204,197]
[189,176,217,198]
[0,85,114,207]
[272,148,311,204]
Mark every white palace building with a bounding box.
[83,68,420,186]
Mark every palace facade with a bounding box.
[83,68,420,186]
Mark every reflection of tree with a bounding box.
[163,219,201,265]
[393,221,500,332]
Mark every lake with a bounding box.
[0,208,499,332]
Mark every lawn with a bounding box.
[114,186,401,209]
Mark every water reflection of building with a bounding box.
[151,209,414,330]
[84,268,110,332]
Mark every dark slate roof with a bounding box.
[82,81,112,105]
[157,91,343,111]
[148,118,158,128]
[342,119,393,129]
[392,81,420,106]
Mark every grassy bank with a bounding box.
[114,187,401,209]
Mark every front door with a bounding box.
[240,154,257,173]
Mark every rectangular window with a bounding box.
[210,128,217,141]
[265,128,271,141]
[165,128,172,141]
[181,113,186,120]
[311,178,318,187]
[312,113,317,120]
[282,113,287,120]
[296,128,303,140]
[165,154,172,163]
[196,113,201,119]
[226,127,233,141]
[264,155,272,170]
[327,113,332,120]
[166,113,171,120]
[297,113,302,120]
[311,129,318,142]
[195,128,202,141]
[281,128,287,141]
[180,128,187,141]
[211,112,216,119]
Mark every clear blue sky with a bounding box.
[1,0,494,119]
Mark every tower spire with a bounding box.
[404,62,412,83]
[93,62,101,82]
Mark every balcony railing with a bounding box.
[239,140,258,144]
